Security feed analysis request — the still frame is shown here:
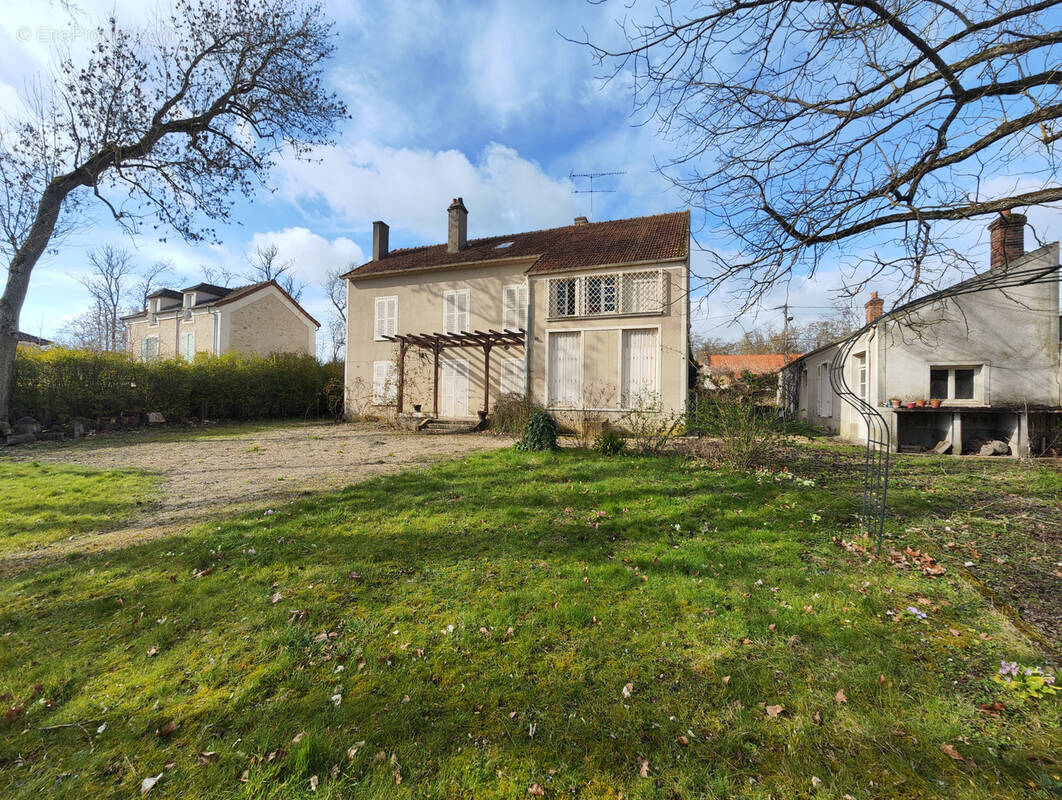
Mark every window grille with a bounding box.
[549,278,578,317]
[620,271,662,313]
[583,275,617,315]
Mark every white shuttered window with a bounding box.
[443,289,470,334]
[621,329,658,408]
[548,332,581,408]
[502,284,527,330]
[374,296,397,340]
[816,363,833,417]
[373,360,397,405]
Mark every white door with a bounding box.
[621,329,658,408]
[441,359,469,417]
[548,331,581,408]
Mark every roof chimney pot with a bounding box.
[447,197,468,253]
[372,220,389,261]
[987,210,1026,270]
[864,291,884,324]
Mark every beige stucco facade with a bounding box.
[125,283,317,361]
[344,256,690,422]
[787,243,1062,456]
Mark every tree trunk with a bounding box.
[0,187,68,421]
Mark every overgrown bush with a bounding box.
[619,391,681,454]
[11,347,338,425]
[688,391,787,470]
[491,393,543,437]
[515,409,559,451]
[593,427,626,456]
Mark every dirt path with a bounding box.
[1,421,511,575]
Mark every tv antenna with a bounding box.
[569,169,626,222]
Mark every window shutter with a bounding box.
[444,290,469,334]
[375,297,397,339]
[502,285,527,330]
[373,360,397,404]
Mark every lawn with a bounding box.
[0,446,1059,799]
[0,462,157,552]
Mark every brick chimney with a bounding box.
[573,215,589,226]
[447,197,468,253]
[372,220,389,261]
[987,210,1026,270]
[864,291,884,324]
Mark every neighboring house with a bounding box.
[703,353,800,390]
[15,332,53,350]
[782,213,1061,457]
[122,280,319,361]
[342,199,690,422]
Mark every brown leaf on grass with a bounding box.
[394,769,402,784]
[29,683,43,697]
[811,710,822,725]
[3,705,23,725]
[768,623,776,632]
[803,605,814,613]
[195,751,217,765]
[528,783,545,796]
[622,682,633,698]
[292,731,306,743]
[834,689,847,704]
[878,674,888,686]
[269,592,283,604]
[765,704,784,718]
[155,721,177,737]
[940,743,965,761]
[147,646,159,657]
[722,675,731,685]
[638,758,650,778]
[978,701,1006,716]
[676,734,690,746]
[949,628,962,637]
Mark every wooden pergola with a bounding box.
[382,328,526,417]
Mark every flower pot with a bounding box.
[930,399,941,408]
[915,400,925,408]
[906,402,916,409]
[890,399,901,408]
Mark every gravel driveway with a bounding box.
[2,420,510,572]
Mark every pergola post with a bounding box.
[432,338,440,417]
[396,340,407,414]
[481,340,493,415]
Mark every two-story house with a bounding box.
[342,199,690,424]
[122,280,319,361]
[782,213,1061,456]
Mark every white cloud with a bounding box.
[275,140,581,244]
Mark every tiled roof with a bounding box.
[121,280,320,327]
[344,211,689,278]
[146,288,183,300]
[706,354,801,374]
[15,331,52,346]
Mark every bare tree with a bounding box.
[133,259,175,314]
[201,264,236,289]
[323,265,347,362]
[583,1,1062,306]
[0,0,345,419]
[71,245,137,351]
[245,241,304,301]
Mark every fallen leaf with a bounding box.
[977,701,1006,716]
[765,704,784,718]
[722,675,731,685]
[940,743,964,761]
[811,776,823,789]
[269,592,283,604]
[141,774,162,795]
[834,689,847,704]
[394,769,402,784]
[949,628,962,637]
[309,774,319,792]
[676,734,690,746]
[812,710,822,725]
[293,731,306,743]
[3,705,23,725]
[195,751,217,765]
[638,758,650,778]
[147,646,159,657]
[622,682,633,698]
[768,623,776,632]
[878,674,887,686]
[155,721,178,737]
[528,783,545,796]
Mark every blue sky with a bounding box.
[2,0,1059,354]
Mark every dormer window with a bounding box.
[184,292,193,308]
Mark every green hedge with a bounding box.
[11,348,344,425]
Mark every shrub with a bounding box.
[619,391,681,454]
[516,410,559,451]
[688,391,787,470]
[492,393,542,437]
[593,427,626,456]
[10,347,336,425]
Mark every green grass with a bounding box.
[0,462,157,551]
[0,448,1059,799]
